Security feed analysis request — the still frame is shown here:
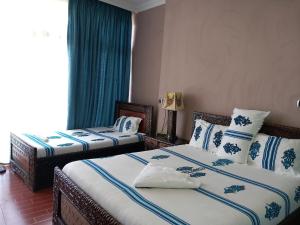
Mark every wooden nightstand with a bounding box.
[144,133,188,150]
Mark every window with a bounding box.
[0,0,68,163]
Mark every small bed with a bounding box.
[10,101,153,191]
[52,112,300,225]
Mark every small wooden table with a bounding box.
[144,133,188,150]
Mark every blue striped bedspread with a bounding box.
[15,127,144,158]
[63,144,300,225]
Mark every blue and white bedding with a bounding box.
[63,145,300,225]
[15,127,144,158]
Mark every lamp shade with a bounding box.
[162,92,184,111]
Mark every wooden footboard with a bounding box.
[11,133,144,192]
[10,133,37,191]
[53,167,121,225]
[53,167,300,225]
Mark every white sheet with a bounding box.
[63,145,300,225]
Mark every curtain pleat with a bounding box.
[67,0,132,129]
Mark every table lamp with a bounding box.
[162,92,184,142]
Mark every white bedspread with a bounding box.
[63,145,300,225]
[14,127,144,158]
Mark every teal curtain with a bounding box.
[67,0,132,129]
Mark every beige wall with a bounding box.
[131,5,165,133]
[132,0,300,139]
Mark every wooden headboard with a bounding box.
[115,101,153,135]
[192,111,300,139]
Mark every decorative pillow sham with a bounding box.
[217,108,270,164]
[248,133,300,176]
[113,116,142,134]
[189,119,227,153]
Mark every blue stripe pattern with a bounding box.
[127,153,148,164]
[195,188,260,225]
[126,153,260,225]
[56,131,89,151]
[224,130,253,141]
[24,134,54,157]
[119,117,127,132]
[160,147,290,216]
[135,133,144,142]
[83,159,189,225]
[262,136,282,171]
[202,124,215,150]
[83,129,119,146]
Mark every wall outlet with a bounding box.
[158,97,164,104]
[297,100,300,108]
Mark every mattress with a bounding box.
[15,127,144,158]
[63,144,300,225]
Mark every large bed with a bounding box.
[10,101,153,191]
[52,112,300,225]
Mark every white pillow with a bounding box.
[113,116,126,131]
[133,163,202,189]
[217,108,270,163]
[248,133,300,176]
[113,116,142,134]
[189,119,227,153]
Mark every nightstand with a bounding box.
[144,133,188,150]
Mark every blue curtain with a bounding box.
[67,0,132,129]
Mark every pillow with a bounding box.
[133,163,202,189]
[113,116,126,131]
[217,108,270,163]
[189,119,227,153]
[113,116,142,134]
[248,133,300,176]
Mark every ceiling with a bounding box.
[100,0,165,12]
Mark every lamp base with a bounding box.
[167,110,177,142]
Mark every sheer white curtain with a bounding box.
[0,0,68,163]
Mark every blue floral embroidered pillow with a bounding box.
[248,133,300,176]
[189,119,227,153]
[113,116,142,134]
[217,108,270,163]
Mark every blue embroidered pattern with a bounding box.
[194,126,202,141]
[91,138,105,141]
[212,159,234,167]
[281,148,296,169]
[224,185,245,194]
[223,143,241,154]
[213,130,223,147]
[72,131,90,137]
[176,166,193,173]
[265,202,281,220]
[249,141,261,160]
[190,172,206,177]
[119,135,131,138]
[98,130,115,133]
[47,136,61,139]
[57,143,73,147]
[234,115,252,126]
[176,166,205,177]
[294,186,300,203]
[151,155,170,160]
[125,120,132,130]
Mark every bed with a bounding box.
[10,101,153,191]
[52,111,300,225]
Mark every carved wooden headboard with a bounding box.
[115,101,153,135]
[192,111,300,139]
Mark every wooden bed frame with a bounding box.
[10,101,153,192]
[53,111,300,225]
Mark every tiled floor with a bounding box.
[0,166,52,225]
